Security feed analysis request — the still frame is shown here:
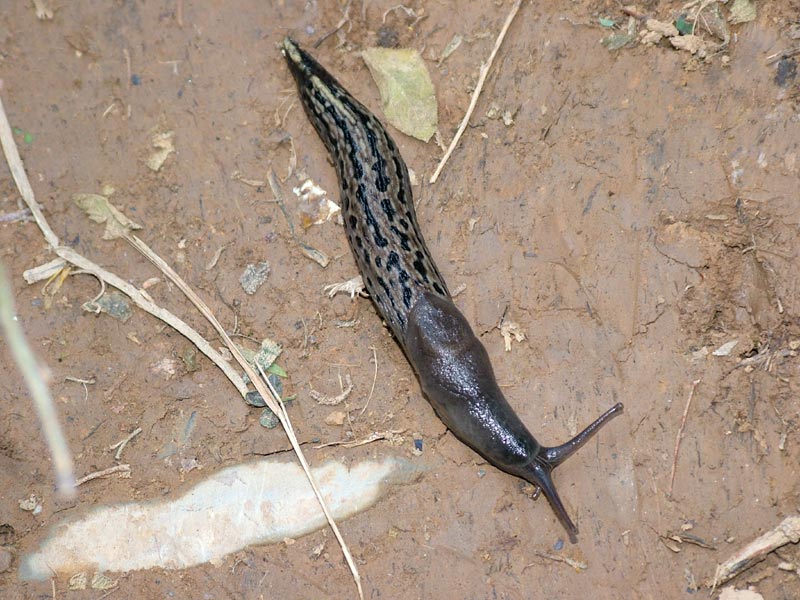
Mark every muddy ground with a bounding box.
[1,1,800,598]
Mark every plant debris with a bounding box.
[84,290,133,322]
[73,193,142,240]
[239,261,271,295]
[362,47,437,142]
[293,179,341,228]
[145,130,175,171]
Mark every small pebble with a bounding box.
[259,408,279,429]
[245,391,266,408]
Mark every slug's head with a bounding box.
[518,402,624,542]
[282,37,341,92]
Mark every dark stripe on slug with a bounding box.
[364,126,391,193]
[413,259,428,282]
[390,225,411,251]
[402,286,413,308]
[386,251,400,272]
[380,198,396,221]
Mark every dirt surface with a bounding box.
[2,1,800,598]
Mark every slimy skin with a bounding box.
[282,37,623,538]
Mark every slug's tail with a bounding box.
[521,402,624,541]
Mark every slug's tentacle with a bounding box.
[282,37,624,539]
[517,402,624,538]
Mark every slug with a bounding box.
[282,37,623,539]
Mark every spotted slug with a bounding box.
[282,37,623,538]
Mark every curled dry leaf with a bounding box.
[73,193,142,240]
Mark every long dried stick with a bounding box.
[708,515,800,589]
[429,0,522,184]
[667,378,701,497]
[0,259,76,498]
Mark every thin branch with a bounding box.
[359,346,378,418]
[109,427,142,461]
[708,515,800,590]
[429,0,523,184]
[0,259,76,498]
[667,378,701,497]
[75,464,131,486]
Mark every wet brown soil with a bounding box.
[1,1,800,598]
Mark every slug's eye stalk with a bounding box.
[521,402,624,542]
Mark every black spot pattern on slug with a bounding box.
[413,258,429,282]
[380,198,396,222]
[285,41,450,342]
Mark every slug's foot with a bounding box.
[522,402,623,541]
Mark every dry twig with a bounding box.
[359,346,378,417]
[109,427,142,461]
[709,515,800,589]
[429,0,522,184]
[315,429,405,449]
[75,464,131,486]
[667,378,701,497]
[0,259,76,499]
[530,550,587,571]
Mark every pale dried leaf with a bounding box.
[362,47,438,142]
[73,193,142,240]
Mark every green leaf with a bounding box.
[599,17,616,28]
[675,15,694,35]
[266,362,287,378]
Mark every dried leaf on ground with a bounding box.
[362,47,438,142]
[728,0,756,25]
[145,130,175,171]
[73,193,142,240]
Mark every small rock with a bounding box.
[670,34,707,56]
[646,18,678,37]
[325,411,347,426]
[259,408,280,429]
[19,494,39,512]
[712,340,739,356]
[641,30,664,45]
[239,261,271,295]
[775,58,797,88]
